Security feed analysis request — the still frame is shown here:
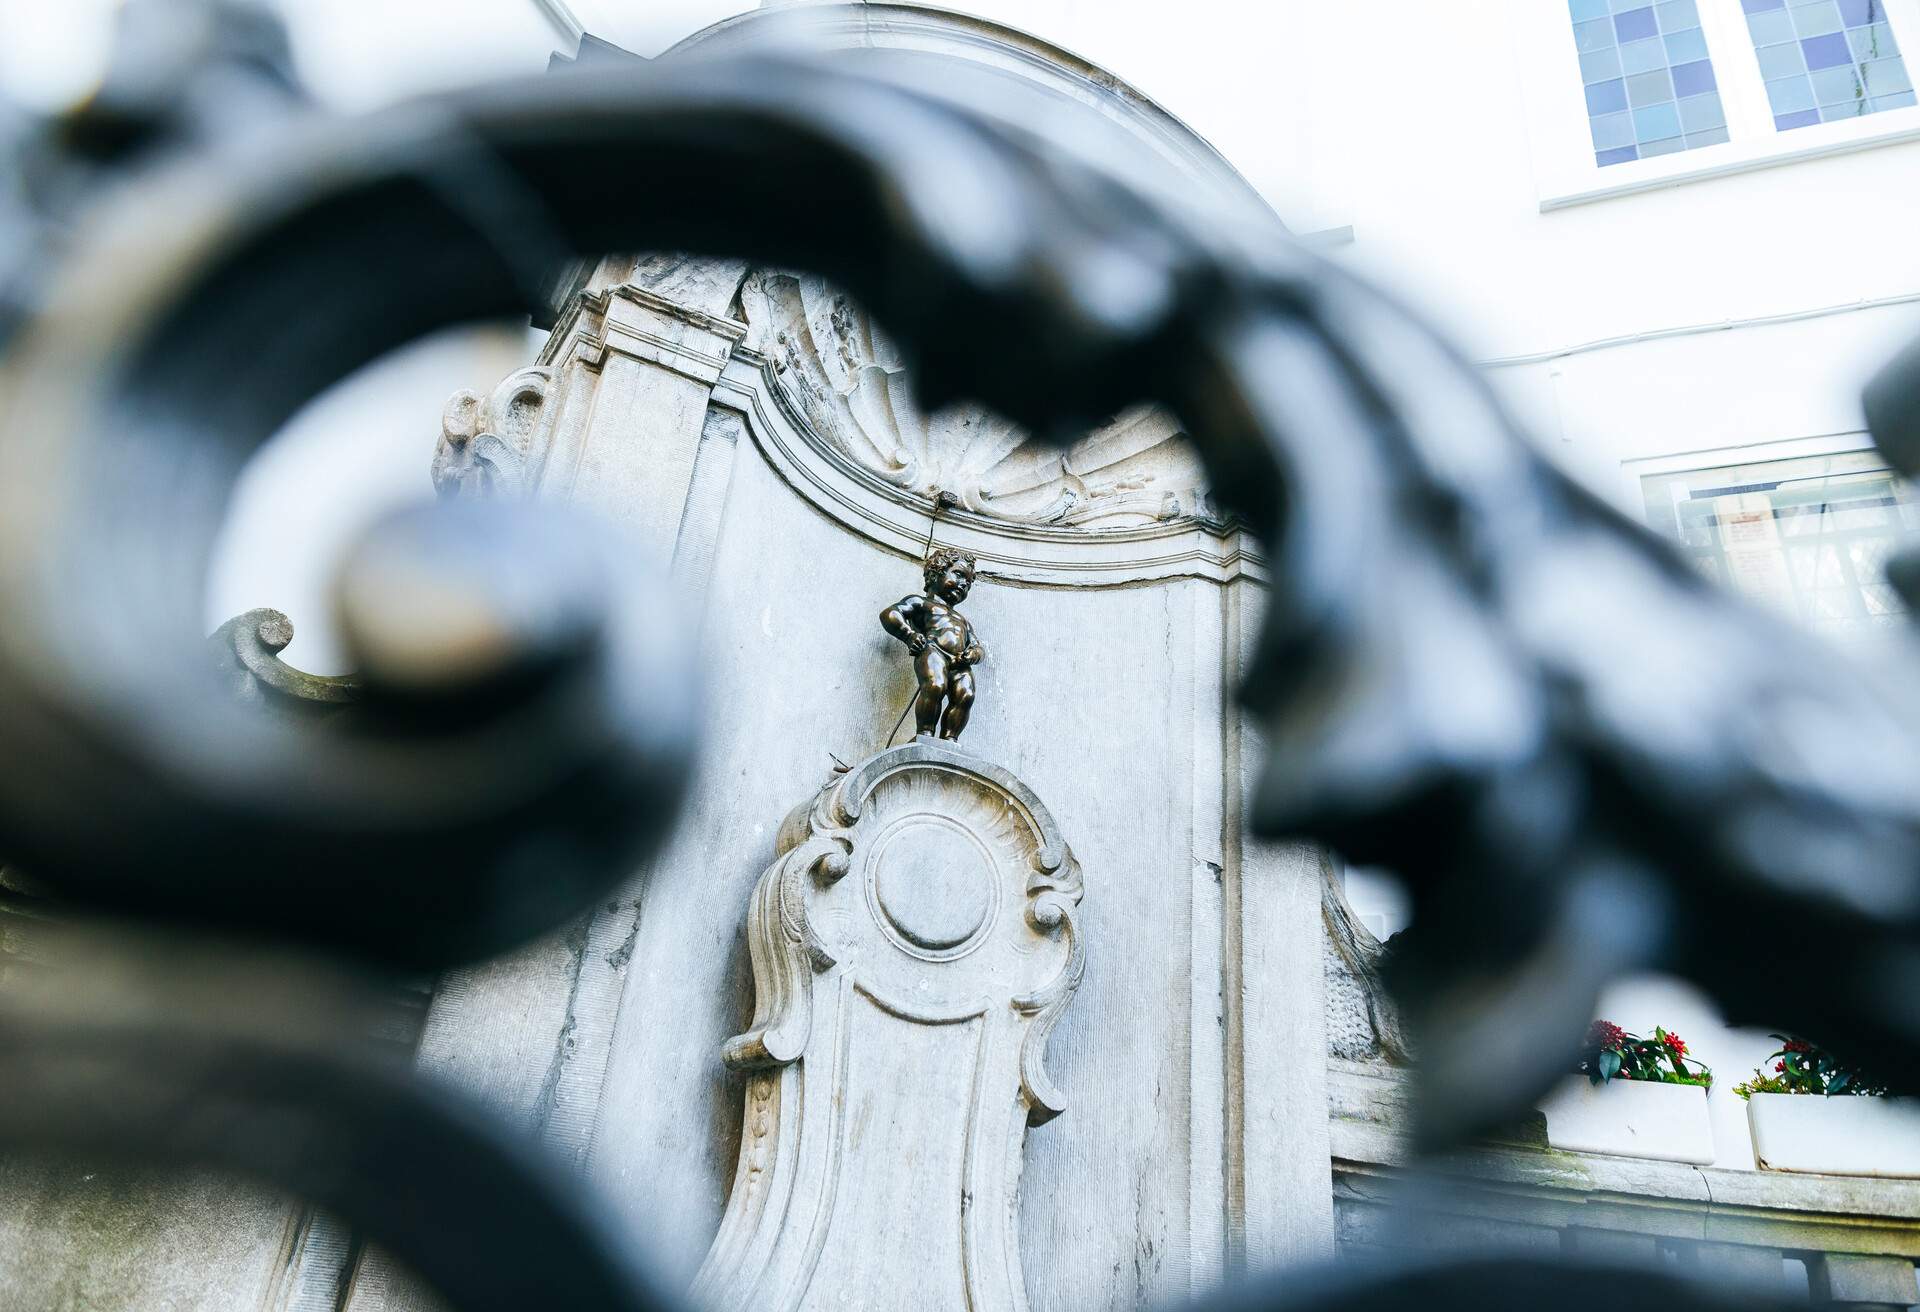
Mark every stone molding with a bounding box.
[710,343,1265,587]
[474,274,1269,585]
[555,284,748,386]
[694,739,1083,1312]
[742,269,1217,531]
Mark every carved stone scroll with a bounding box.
[430,365,552,499]
[693,740,1084,1312]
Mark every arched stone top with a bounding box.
[515,3,1274,584]
[745,739,1085,1110]
[832,738,1072,876]
[707,334,1264,586]
[740,270,1217,532]
[664,3,1278,233]
[675,4,1275,567]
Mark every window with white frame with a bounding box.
[1740,0,1915,131]
[1570,0,1729,165]
[1543,0,1920,195]
[1639,450,1920,644]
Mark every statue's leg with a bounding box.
[914,648,949,737]
[940,669,975,740]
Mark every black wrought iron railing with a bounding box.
[4,4,1920,1310]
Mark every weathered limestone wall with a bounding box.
[0,1157,300,1311]
[587,455,1324,1300]
[388,229,1339,1311]
[0,822,381,1312]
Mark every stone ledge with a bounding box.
[1330,1061,1920,1255]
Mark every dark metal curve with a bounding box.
[5,43,1920,1154]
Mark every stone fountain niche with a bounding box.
[693,740,1083,1311]
[391,10,1338,1312]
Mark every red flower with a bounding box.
[1586,1020,1628,1052]
[1662,1031,1688,1057]
[1782,1038,1813,1054]
[1775,1061,1785,1072]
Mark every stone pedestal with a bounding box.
[694,741,1084,1312]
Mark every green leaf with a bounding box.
[1598,1050,1622,1081]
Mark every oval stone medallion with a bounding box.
[871,818,995,952]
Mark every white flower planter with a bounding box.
[1747,1093,1920,1177]
[1538,1076,1714,1164]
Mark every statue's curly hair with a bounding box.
[923,545,977,590]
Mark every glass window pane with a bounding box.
[1628,67,1677,103]
[1748,8,1798,43]
[1672,58,1717,94]
[1791,1,1845,36]
[1615,6,1660,41]
[1866,57,1915,92]
[1588,77,1632,112]
[1657,0,1701,29]
[1621,35,1669,72]
[1803,31,1855,66]
[1758,40,1810,76]
[1576,16,1618,50]
[1634,101,1684,138]
[1665,26,1710,62]
[1582,45,1626,81]
[1568,5,1727,167]
[1678,90,1728,128]
[1639,451,1920,648]
[1743,0,1915,130]
[1591,109,1638,147]
[1847,21,1901,58]
[1767,72,1821,110]
[1570,0,1613,20]
[1811,62,1867,105]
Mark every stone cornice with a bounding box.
[525,281,1262,586]
[713,349,1265,588]
[544,283,749,385]
[613,284,748,342]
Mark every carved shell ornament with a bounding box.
[740,270,1216,529]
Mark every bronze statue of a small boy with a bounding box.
[881,547,987,741]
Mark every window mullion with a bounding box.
[1702,0,1779,139]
